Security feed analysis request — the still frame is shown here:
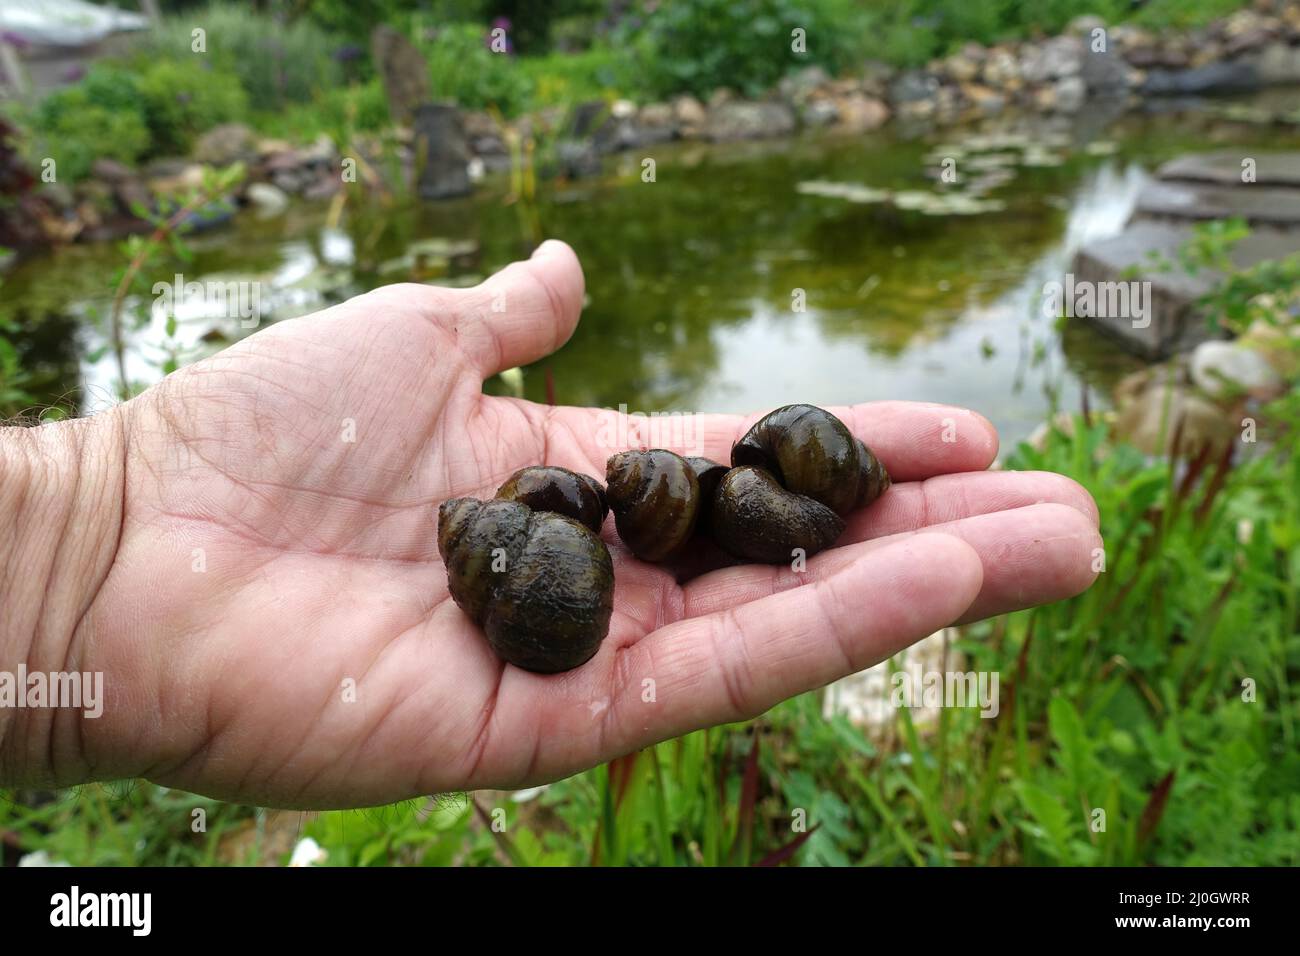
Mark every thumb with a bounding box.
[459,239,586,376]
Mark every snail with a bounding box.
[494,465,609,533]
[605,449,708,562]
[712,404,890,563]
[684,456,730,535]
[730,404,890,516]
[709,466,846,563]
[437,497,615,673]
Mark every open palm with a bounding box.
[78,241,1101,809]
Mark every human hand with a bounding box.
[2,241,1101,809]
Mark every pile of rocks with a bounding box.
[18,0,1300,245]
[888,2,1300,125]
[26,120,353,243]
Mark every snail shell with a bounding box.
[730,404,890,515]
[437,498,614,673]
[709,466,845,564]
[494,465,608,534]
[606,449,702,562]
[685,456,729,535]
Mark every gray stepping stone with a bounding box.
[1134,180,1300,228]
[1071,221,1300,357]
[1158,151,1300,188]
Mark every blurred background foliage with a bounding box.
[0,0,1255,182]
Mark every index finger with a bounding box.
[540,400,999,483]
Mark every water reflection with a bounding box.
[2,96,1294,444]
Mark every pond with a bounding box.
[3,91,1297,446]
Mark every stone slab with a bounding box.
[1134,179,1300,228]
[1157,151,1300,188]
[1072,221,1300,358]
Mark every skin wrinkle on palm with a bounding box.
[0,241,1101,810]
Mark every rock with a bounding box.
[1020,36,1084,84]
[1159,150,1300,188]
[554,139,601,178]
[256,137,294,157]
[301,174,341,201]
[147,162,208,198]
[859,60,895,98]
[891,69,941,104]
[981,48,1022,90]
[246,182,289,216]
[943,43,985,83]
[702,100,795,142]
[777,65,830,104]
[1072,220,1300,357]
[599,115,671,152]
[1142,60,1261,95]
[1134,179,1300,229]
[707,88,736,108]
[833,94,890,132]
[461,110,507,157]
[1081,42,1134,94]
[89,158,135,184]
[672,95,707,135]
[801,98,840,127]
[411,104,472,200]
[1046,75,1087,112]
[610,98,637,119]
[638,101,675,131]
[963,83,1006,116]
[1113,379,1238,457]
[1251,40,1300,84]
[568,100,609,139]
[193,123,255,167]
[1125,42,1191,70]
[371,24,429,123]
[1190,340,1285,398]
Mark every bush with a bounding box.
[135,58,249,155]
[626,0,825,99]
[518,45,632,108]
[33,65,152,180]
[142,3,344,108]
[421,22,534,115]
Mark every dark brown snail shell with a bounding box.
[606,449,702,562]
[709,466,845,564]
[710,404,891,563]
[494,465,608,534]
[685,456,729,535]
[730,404,890,516]
[437,498,614,673]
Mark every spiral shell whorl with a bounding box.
[494,465,609,533]
[437,497,614,673]
[731,404,890,516]
[606,449,702,562]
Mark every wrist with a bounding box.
[0,408,127,786]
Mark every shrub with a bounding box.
[420,22,534,115]
[142,3,344,108]
[33,65,151,180]
[626,0,838,99]
[135,58,249,155]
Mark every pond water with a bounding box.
[4,92,1297,446]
